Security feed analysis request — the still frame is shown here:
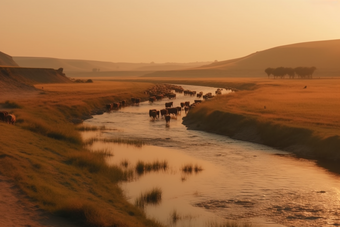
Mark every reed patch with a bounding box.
[135,188,162,208]
[135,160,168,175]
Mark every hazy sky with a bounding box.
[2,0,340,63]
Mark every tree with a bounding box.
[265,68,274,78]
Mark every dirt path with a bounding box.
[0,176,77,227]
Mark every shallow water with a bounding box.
[83,84,340,227]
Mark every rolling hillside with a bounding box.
[145,39,340,78]
[0,51,18,66]
[13,57,210,73]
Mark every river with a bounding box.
[83,84,340,227]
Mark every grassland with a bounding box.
[181,78,340,162]
[0,81,161,227]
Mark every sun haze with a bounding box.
[2,0,340,62]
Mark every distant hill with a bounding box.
[13,57,210,73]
[0,51,19,66]
[145,39,340,78]
[0,66,71,94]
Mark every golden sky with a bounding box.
[2,0,340,63]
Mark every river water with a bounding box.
[83,84,340,227]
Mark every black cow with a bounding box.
[113,102,120,109]
[149,96,156,103]
[165,115,171,123]
[165,102,173,108]
[160,109,168,118]
[167,107,178,116]
[0,111,8,121]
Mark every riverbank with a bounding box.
[180,78,340,166]
[0,81,163,227]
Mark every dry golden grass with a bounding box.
[179,78,340,160]
[0,80,161,227]
[205,79,340,137]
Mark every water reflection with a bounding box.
[84,84,340,227]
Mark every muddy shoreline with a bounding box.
[182,111,340,175]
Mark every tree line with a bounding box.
[265,67,316,79]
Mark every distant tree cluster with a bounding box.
[73,79,93,83]
[265,67,316,79]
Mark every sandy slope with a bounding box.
[0,173,78,227]
[146,39,340,78]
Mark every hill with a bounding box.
[0,67,71,94]
[145,39,340,78]
[0,51,19,66]
[13,57,210,73]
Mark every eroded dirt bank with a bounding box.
[181,78,340,173]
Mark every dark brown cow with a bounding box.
[185,101,190,107]
[167,107,178,116]
[167,93,176,99]
[113,102,120,109]
[7,114,16,125]
[176,106,181,114]
[165,115,171,123]
[156,95,164,100]
[194,100,202,103]
[184,106,189,114]
[149,110,159,119]
[165,102,173,108]
[0,111,8,122]
[149,109,157,117]
[197,92,203,98]
[149,96,156,103]
[120,100,126,106]
[160,109,168,118]
[180,102,185,108]
[106,104,112,110]
[131,98,141,105]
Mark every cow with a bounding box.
[167,93,176,99]
[197,92,203,98]
[165,102,173,108]
[0,111,8,122]
[167,107,178,116]
[180,102,185,108]
[6,114,16,125]
[156,95,164,100]
[176,106,181,114]
[194,100,202,103]
[106,104,112,110]
[149,96,156,103]
[113,102,120,109]
[160,109,168,118]
[120,100,126,106]
[184,106,189,114]
[185,101,190,107]
[149,109,156,117]
[149,109,159,119]
[165,114,171,124]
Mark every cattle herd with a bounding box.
[0,111,16,125]
[104,84,229,125]
[148,86,225,125]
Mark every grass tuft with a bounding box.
[170,210,181,224]
[76,125,106,131]
[206,220,252,227]
[182,164,203,174]
[135,188,162,208]
[135,160,168,175]
[85,138,146,147]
